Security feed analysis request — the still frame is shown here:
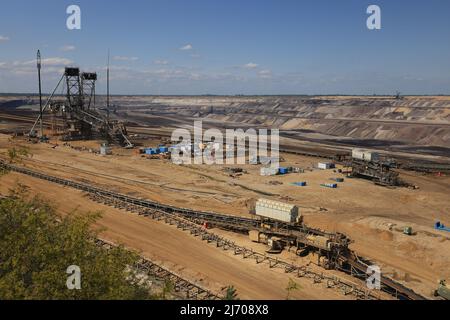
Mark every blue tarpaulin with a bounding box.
[435,221,450,232]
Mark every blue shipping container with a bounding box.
[279,167,289,174]
[145,148,160,155]
[435,221,450,232]
[159,147,169,153]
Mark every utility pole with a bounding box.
[107,49,110,122]
[37,50,43,138]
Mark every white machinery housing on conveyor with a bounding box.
[255,199,299,223]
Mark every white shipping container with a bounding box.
[100,146,112,155]
[260,167,278,176]
[318,162,332,170]
[255,199,299,223]
[352,149,379,162]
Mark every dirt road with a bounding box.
[0,172,350,300]
[1,133,448,298]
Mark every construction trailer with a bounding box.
[352,149,379,162]
[318,162,335,170]
[349,148,399,186]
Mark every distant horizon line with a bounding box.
[1,92,450,98]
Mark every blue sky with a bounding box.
[1,0,450,95]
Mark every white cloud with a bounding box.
[19,57,73,66]
[60,45,76,52]
[244,62,258,69]
[140,67,206,82]
[189,73,201,80]
[0,57,73,77]
[180,44,193,51]
[0,35,10,42]
[41,57,73,66]
[35,57,72,66]
[113,56,139,61]
[102,65,132,72]
[402,75,424,81]
[258,69,272,79]
[154,60,169,65]
[12,66,65,76]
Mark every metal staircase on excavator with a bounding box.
[71,108,133,147]
[29,67,133,148]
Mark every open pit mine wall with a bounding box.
[116,96,450,148]
[2,96,450,149]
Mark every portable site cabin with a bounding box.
[352,149,379,162]
[318,162,335,170]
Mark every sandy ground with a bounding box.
[0,172,353,300]
[1,133,449,298]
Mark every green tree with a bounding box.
[285,278,301,300]
[223,285,239,300]
[160,279,174,299]
[0,189,155,300]
[7,146,31,164]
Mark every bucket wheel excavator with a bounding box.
[30,67,133,148]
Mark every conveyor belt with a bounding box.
[0,160,342,241]
[0,160,427,300]
[342,252,426,300]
